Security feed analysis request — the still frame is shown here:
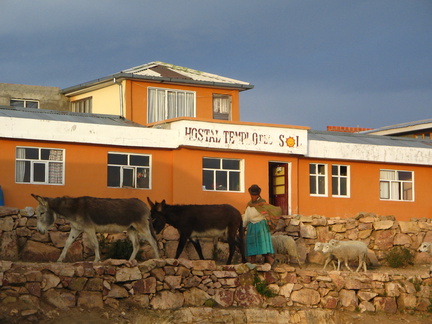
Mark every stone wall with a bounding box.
[1,206,432,321]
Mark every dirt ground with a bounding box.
[1,264,431,324]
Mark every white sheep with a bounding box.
[314,242,336,271]
[322,240,368,272]
[272,235,302,268]
[418,242,432,274]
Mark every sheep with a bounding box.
[314,242,336,271]
[418,242,432,274]
[271,235,302,268]
[322,240,368,272]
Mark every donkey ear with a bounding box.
[147,197,155,208]
[31,194,47,206]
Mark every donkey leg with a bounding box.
[85,230,101,262]
[58,227,82,262]
[137,226,160,259]
[127,230,140,261]
[190,239,205,260]
[226,234,238,265]
[175,234,189,259]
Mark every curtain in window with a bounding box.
[48,150,63,184]
[148,89,165,123]
[16,148,26,182]
[148,89,157,123]
[167,91,176,119]
[185,93,194,117]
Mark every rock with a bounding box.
[0,231,19,260]
[19,207,34,217]
[374,297,398,313]
[234,285,263,307]
[42,273,61,291]
[300,223,317,239]
[213,289,234,307]
[150,290,184,309]
[373,220,394,230]
[397,293,417,310]
[291,288,320,305]
[77,291,104,308]
[115,266,142,282]
[0,207,19,217]
[42,289,76,309]
[183,287,210,306]
[339,289,358,310]
[374,230,394,250]
[359,301,375,312]
[106,284,128,298]
[0,216,15,231]
[399,221,420,234]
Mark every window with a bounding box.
[16,147,64,184]
[202,157,242,191]
[380,170,414,201]
[213,94,231,120]
[332,165,350,197]
[10,99,39,108]
[107,153,151,189]
[148,87,195,123]
[72,97,92,113]
[309,163,327,196]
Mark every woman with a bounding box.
[242,184,275,265]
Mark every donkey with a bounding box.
[147,198,246,265]
[31,194,159,262]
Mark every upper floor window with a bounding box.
[202,157,242,192]
[332,165,350,197]
[10,99,39,108]
[72,97,92,113]
[213,94,231,120]
[107,152,151,189]
[380,170,414,201]
[16,147,64,184]
[309,163,327,196]
[148,87,195,123]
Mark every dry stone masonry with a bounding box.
[1,206,432,321]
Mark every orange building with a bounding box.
[0,62,431,221]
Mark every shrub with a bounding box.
[253,273,277,298]
[103,238,144,261]
[385,246,414,268]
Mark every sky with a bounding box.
[1,0,431,131]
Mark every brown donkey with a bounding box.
[32,194,159,262]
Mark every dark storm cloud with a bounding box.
[1,0,431,130]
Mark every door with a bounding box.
[269,163,289,215]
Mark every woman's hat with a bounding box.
[248,184,261,195]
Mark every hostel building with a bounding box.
[0,62,431,221]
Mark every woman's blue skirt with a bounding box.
[245,220,274,256]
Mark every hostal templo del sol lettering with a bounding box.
[184,127,298,148]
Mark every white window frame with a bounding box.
[10,99,39,108]
[15,146,65,185]
[202,157,243,192]
[331,164,350,198]
[107,152,152,189]
[309,163,328,196]
[380,169,414,201]
[147,87,196,123]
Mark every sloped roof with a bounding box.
[61,61,253,95]
[309,130,432,149]
[0,106,144,128]
[360,119,432,135]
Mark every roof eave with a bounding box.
[61,73,254,96]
